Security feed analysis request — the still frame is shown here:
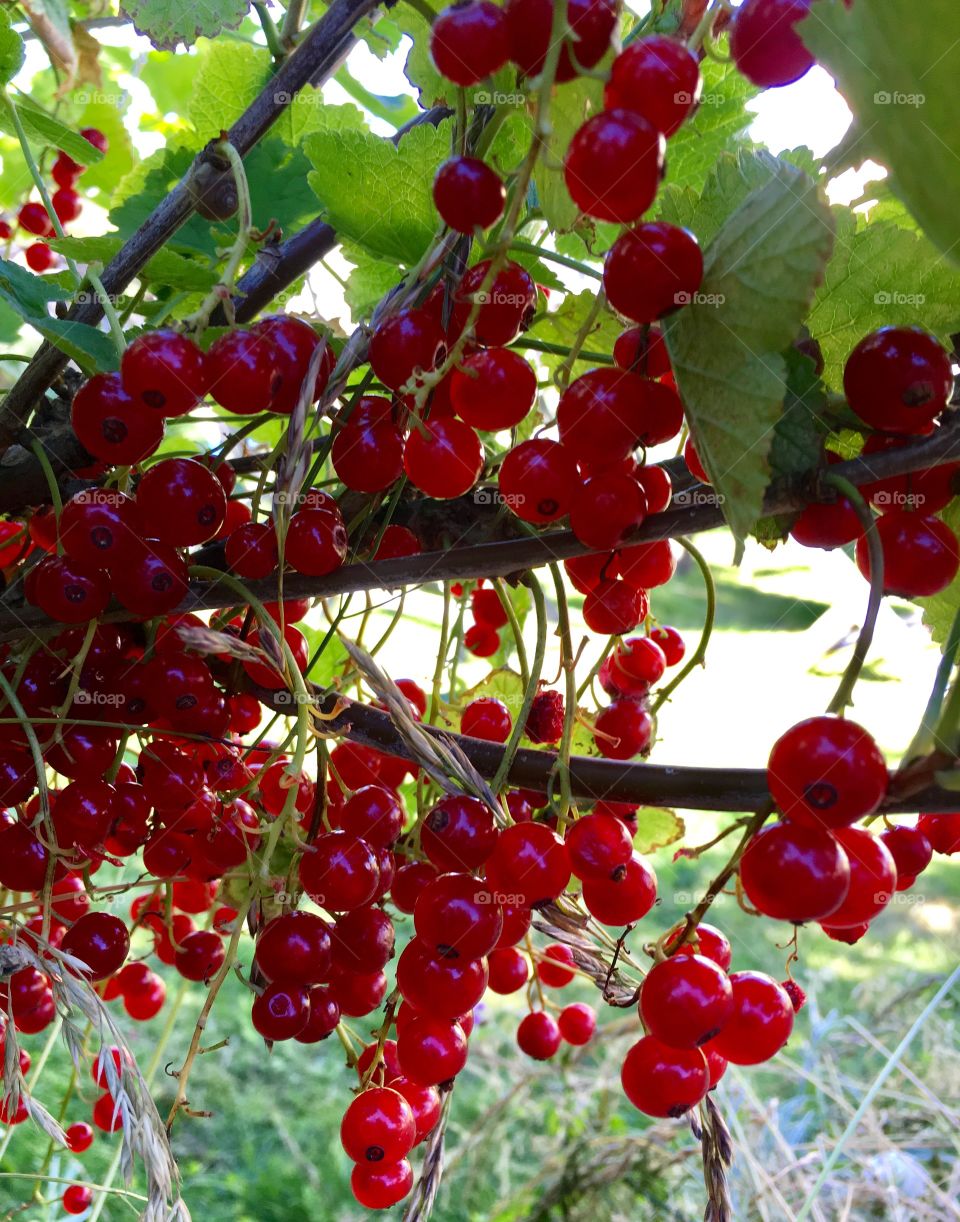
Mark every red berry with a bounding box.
[461,696,512,743]
[584,580,647,636]
[63,1186,94,1215]
[92,1092,123,1132]
[641,953,733,1049]
[296,985,341,1043]
[434,156,505,232]
[450,348,536,431]
[917,812,960,855]
[137,457,226,546]
[351,1159,413,1209]
[558,1002,596,1045]
[617,637,666,685]
[52,152,82,188]
[18,201,53,236]
[565,813,633,881]
[663,922,732,971]
[206,328,281,414]
[370,308,445,392]
[121,330,207,417]
[499,438,578,523]
[517,1010,562,1059]
[396,1079,441,1142]
[649,624,685,665]
[488,946,529,993]
[66,1121,94,1153]
[81,127,109,154]
[25,242,55,271]
[285,506,348,577]
[422,795,498,871]
[564,110,664,223]
[30,554,110,623]
[397,1013,469,1083]
[251,982,310,1040]
[790,498,863,549]
[52,187,82,224]
[593,697,653,759]
[613,326,672,378]
[61,913,129,981]
[730,0,814,88]
[708,971,794,1064]
[471,586,508,628]
[225,521,279,578]
[767,715,888,829]
[581,851,657,925]
[536,943,576,987]
[112,541,188,617]
[739,821,851,923]
[391,861,439,913]
[299,832,381,911]
[604,223,703,323]
[880,823,933,888]
[819,827,897,929]
[452,260,537,346]
[430,0,510,85]
[175,930,225,982]
[332,402,403,493]
[604,36,702,135]
[505,0,616,82]
[570,473,647,550]
[845,327,953,434]
[58,488,141,571]
[464,622,500,656]
[254,912,332,985]
[341,1087,416,1163]
[404,417,484,499]
[557,368,669,465]
[485,823,570,905]
[855,509,960,597]
[331,907,396,974]
[337,786,404,848]
[72,372,164,465]
[621,1035,709,1117]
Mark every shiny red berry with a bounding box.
[730,0,814,88]
[708,971,794,1065]
[341,1087,416,1163]
[604,36,702,135]
[819,826,897,929]
[506,0,616,82]
[403,417,483,499]
[621,1035,709,1117]
[640,953,734,1049]
[430,0,510,85]
[434,156,505,232]
[517,1010,562,1059]
[855,510,959,597]
[739,820,851,923]
[137,457,226,546]
[121,330,207,417]
[768,715,888,829]
[72,372,164,465]
[604,223,704,323]
[564,110,664,224]
[450,347,536,431]
[581,851,657,925]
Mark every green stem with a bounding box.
[29,438,64,541]
[548,563,576,828]
[495,578,530,690]
[651,538,716,714]
[6,97,80,281]
[513,337,616,366]
[825,475,882,715]
[253,0,285,57]
[86,266,126,360]
[491,574,548,795]
[795,964,960,1222]
[507,238,602,280]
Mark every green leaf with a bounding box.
[189,39,271,140]
[342,244,401,320]
[534,75,603,233]
[663,157,835,541]
[521,290,622,379]
[31,317,119,372]
[633,808,685,855]
[917,498,960,647]
[72,98,136,197]
[47,236,217,292]
[305,118,450,266]
[802,0,960,264]
[0,8,24,86]
[806,208,960,388]
[659,147,785,247]
[120,0,250,52]
[0,258,71,312]
[5,95,105,166]
[768,347,829,482]
[141,49,203,116]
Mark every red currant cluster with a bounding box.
[788,326,959,597]
[0,128,108,273]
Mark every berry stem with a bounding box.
[86,265,127,361]
[824,475,883,716]
[507,238,603,281]
[547,563,577,829]
[511,336,616,366]
[908,604,960,758]
[491,573,548,795]
[253,0,286,58]
[495,577,531,690]
[651,537,716,714]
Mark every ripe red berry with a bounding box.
[450,348,536,431]
[917,812,960,855]
[505,0,616,82]
[790,498,863,549]
[81,127,109,154]
[767,715,888,829]
[58,489,141,571]
[464,623,500,656]
[558,1002,596,1045]
[206,328,281,414]
[855,510,960,597]
[729,0,814,88]
[452,260,537,346]
[397,938,488,1018]
[63,1185,94,1215]
[61,913,129,981]
[252,316,335,414]
[663,922,732,971]
[570,473,647,550]
[52,152,82,189]
[52,187,82,224]
[604,36,702,135]
[641,953,733,1049]
[251,982,310,1040]
[414,874,503,960]
[880,824,933,890]
[351,1159,414,1209]
[299,832,381,911]
[332,404,403,493]
[498,438,578,523]
[649,624,685,665]
[565,813,633,880]
[593,697,653,759]
[404,417,484,499]
[708,971,794,1065]
[430,0,510,85]
[30,554,110,623]
[818,826,897,929]
[296,985,341,1043]
[536,943,576,988]
[341,1087,416,1163]
[613,326,672,379]
[422,795,498,871]
[397,1013,469,1084]
[739,821,851,923]
[66,1121,94,1153]
[175,930,225,982]
[337,786,404,848]
[621,1035,709,1117]
[844,327,953,434]
[285,506,349,576]
[516,1010,561,1059]
[485,823,570,905]
[581,851,657,925]
[564,110,664,223]
[72,372,164,465]
[112,541,189,617]
[461,696,512,743]
[25,242,55,271]
[121,330,207,417]
[225,521,279,578]
[488,946,529,993]
[254,912,332,985]
[370,308,445,392]
[584,580,647,636]
[137,457,226,546]
[434,156,505,232]
[18,201,53,236]
[557,368,659,465]
[604,223,704,323]
[617,637,666,685]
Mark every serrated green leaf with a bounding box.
[141,50,202,116]
[534,74,604,233]
[806,208,960,388]
[769,348,829,481]
[917,498,960,648]
[803,0,960,265]
[0,9,25,86]
[342,244,401,321]
[633,808,685,855]
[25,315,118,373]
[659,147,787,247]
[663,159,835,540]
[47,236,217,292]
[121,0,249,52]
[5,96,105,166]
[752,514,794,550]
[659,56,757,196]
[189,39,270,140]
[0,258,72,312]
[305,119,450,266]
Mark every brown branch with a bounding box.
[0,0,382,450]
